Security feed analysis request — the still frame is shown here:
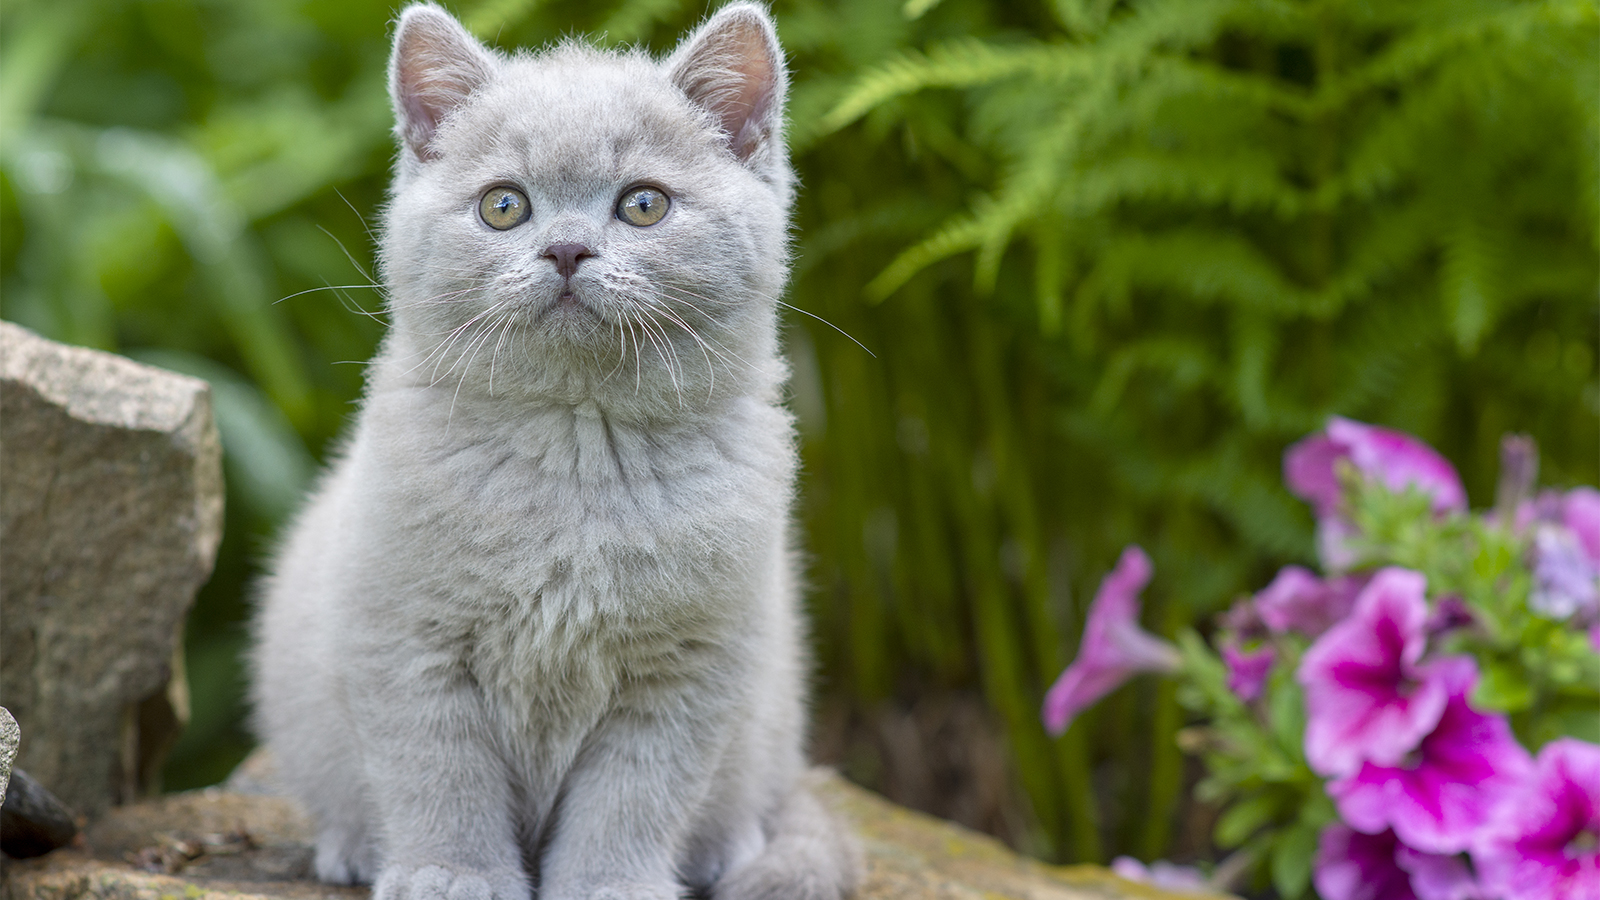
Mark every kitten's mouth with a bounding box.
[534,287,599,324]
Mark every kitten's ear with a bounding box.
[667,3,788,169]
[389,4,497,162]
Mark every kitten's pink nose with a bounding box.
[543,243,593,280]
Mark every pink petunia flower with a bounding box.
[1395,846,1484,900]
[1222,642,1275,703]
[1326,656,1533,854]
[1314,826,1419,900]
[1473,738,1600,900]
[1298,568,1453,777]
[1562,487,1600,564]
[1254,565,1367,637]
[1285,418,1467,570]
[1042,546,1179,736]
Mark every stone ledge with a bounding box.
[2,771,1220,900]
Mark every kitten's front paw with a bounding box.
[584,883,681,900]
[541,881,679,900]
[374,865,530,900]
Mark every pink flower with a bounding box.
[1314,826,1418,900]
[1473,738,1600,900]
[1110,857,1210,893]
[1562,487,1600,563]
[1223,642,1275,702]
[1287,417,1468,515]
[1326,657,1533,854]
[1042,546,1178,736]
[1285,418,1467,569]
[1298,568,1453,777]
[1395,847,1484,900]
[1254,565,1367,637]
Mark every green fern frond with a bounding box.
[1087,228,1309,316]
[1314,0,1588,112]
[866,207,991,300]
[1438,202,1510,356]
[819,38,1067,136]
[1076,153,1305,218]
[1088,335,1215,415]
[1318,201,1434,316]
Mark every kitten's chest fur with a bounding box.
[339,383,793,725]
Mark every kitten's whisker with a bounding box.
[650,283,873,358]
[332,189,381,251]
[488,312,518,397]
[275,283,383,305]
[775,299,876,358]
[448,311,508,422]
[635,312,685,407]
[633,296,728,399]
[646,289,761,377]
[623,311,645,395]
[409,295,507,384]
[317,224,380,290]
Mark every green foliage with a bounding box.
[2,0,1594,869]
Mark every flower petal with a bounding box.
[1256,566,1365,637]
[1299,568,1447,776]
[1474,738,1600,900]
[1326,417,1467,514]
[1565,487,1600,565]
[1314,826,1418,900]
[1395,846,1484,900]
[1326,657,1532,854]
[1043,546,1175,735]
[1286,433,1348,519]
[1223,643,1275,702]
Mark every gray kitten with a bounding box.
[249,4,859,899]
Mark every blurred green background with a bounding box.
[2,0,1595,867]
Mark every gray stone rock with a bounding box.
[0,707,16,804]
[0,322,223,818]
[2,768,79,858]
[0,701,16,797]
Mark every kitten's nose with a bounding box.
[543,242,593,280]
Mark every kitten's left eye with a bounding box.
[480,186,531,230]
[617,187,670,227]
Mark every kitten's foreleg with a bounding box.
[538,673,742,900]
[351,668,530,900]
[714,783,861,900]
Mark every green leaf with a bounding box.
[1474,660,1536,713]
[1271,819,1320,900]
[1215,791,1282,848]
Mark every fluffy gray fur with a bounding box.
[249,4,859,899]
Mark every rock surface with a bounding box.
[0,322,223,817]
[2,769,80,859]
[1,760,1222,900]
[1,709,16,805]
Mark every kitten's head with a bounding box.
[378,3,791,412]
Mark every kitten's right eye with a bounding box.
[479,186,531,230]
